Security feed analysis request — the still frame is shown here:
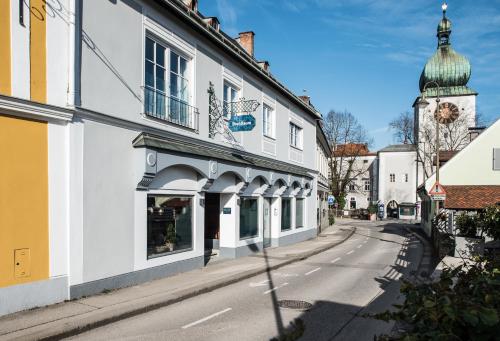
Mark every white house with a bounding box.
[0,0,324,315]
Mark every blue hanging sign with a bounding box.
[228,114,256,132]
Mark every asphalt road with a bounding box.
[67,221,422,341]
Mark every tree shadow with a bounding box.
[270,225,423,340]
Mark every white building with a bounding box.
[315,121,332,232]
[377,145,418,219]
[0,0,324,315]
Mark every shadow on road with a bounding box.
[270,223,422,341]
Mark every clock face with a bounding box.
[435,102,460,124]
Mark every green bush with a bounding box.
[479,205,500,241]
[374,256,500,340]
[368,204,378,214]
[329,213,335,226]
[455,213,479,238]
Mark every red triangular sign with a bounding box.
[429,181,446,195]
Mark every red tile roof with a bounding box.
[443,185,500,209]
[333,143,370,157]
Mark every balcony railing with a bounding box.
[144,87,199,132]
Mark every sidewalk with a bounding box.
[0,225,355,341]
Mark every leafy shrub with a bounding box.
[479,205,500,241]
[455,213,479,238]
[374,257,500,340]
[368,204,378,214]
[329,213,335,226]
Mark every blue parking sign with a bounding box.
[328,195,335,205]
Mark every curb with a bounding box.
[9,228,356,341]
[403,227,434,278]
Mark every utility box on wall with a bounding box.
[14,249,31,278]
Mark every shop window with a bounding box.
[281,198,292,231]
[147,195,193,259]
[240,197,258,239]
[296,198,304,228]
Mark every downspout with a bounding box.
[67,0,82,107]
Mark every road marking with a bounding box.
[263,282,289,294]
[305,267,321,276]
[363,240,368,244]
[182,308,232,329]
[331,257,341,263]
[346,250,355,255]
[357,245,363,249]
[249,279,270,287]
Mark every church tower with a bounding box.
[413,2,477,183]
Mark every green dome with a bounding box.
[419,45,471,92]
[419,4,474,95]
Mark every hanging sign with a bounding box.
[429,181,446,201]
[228,114,256,132]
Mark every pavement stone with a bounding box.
[0,225,355,341]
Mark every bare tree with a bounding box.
[323,110,372,207]
[389,111,414,144]
[418,109,474,178]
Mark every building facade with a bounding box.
[315,121,331,232]
[0,0,325,315]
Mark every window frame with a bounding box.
[146,194,194,260]
[223,81,240,120]
[239,197,259,240]
[262,104,275,139]
[295,198,305,228]
[289,122,303,150]
[281,197,292,231]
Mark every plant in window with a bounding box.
[165,222,177,252]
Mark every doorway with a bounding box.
[263,198,272,248]
[204,193,220,255]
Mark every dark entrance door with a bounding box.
[204,193,220,251]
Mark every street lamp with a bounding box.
[417,81,442,209]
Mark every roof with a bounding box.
[154,0,321,120]
[378,144,416,153]
[433,150,459,165]
[333,143,370,157]
[444,186,500,209]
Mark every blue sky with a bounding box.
[199,0,500,150]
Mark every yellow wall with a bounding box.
[0,115,49,288]
[30,0,47,103]
[0,0,11,95]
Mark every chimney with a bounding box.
[203,17,220,31]
[182,0,198,11]
[237,31,255,57]
[258,60,270,72]
[298,95,311,106]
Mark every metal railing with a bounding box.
[144,87,199,132]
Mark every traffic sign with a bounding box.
[429,181,446,201]
[328,195,335,205]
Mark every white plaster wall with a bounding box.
[424,118,500,190]
[10,1,30,100]
[378,151,418,208]
[82,120,136,282]
[219,193,237,248]
[80,0,318,173]
[69,120,84,285]
[48,121,69,279]
[46,0,71,106]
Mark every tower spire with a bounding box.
[437,2,451,46]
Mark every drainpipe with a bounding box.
[67,0,82,107]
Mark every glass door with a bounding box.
[263,198,272,248]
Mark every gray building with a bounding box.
[68,0,323,299]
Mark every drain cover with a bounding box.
[277,300,313,311]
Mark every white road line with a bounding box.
[305,267,321,276]
[331,257,341,263]
[346,250,355,255]
[357,245,363,249]
[263,282,289,294]
[182,308,232,329]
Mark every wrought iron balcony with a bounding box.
[144,87,199,132]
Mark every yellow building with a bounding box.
[0,0,74,316]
